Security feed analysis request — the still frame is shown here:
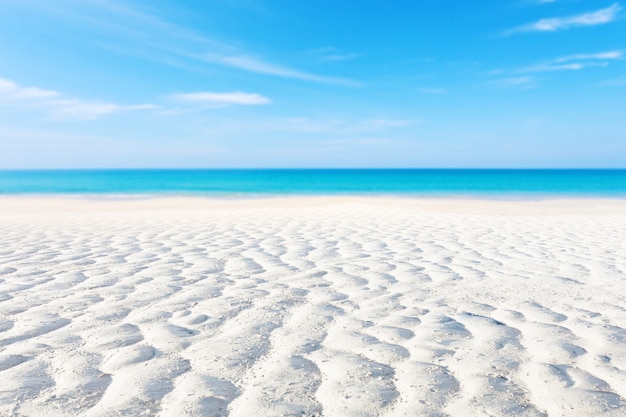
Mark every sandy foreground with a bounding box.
[1,197,626,417]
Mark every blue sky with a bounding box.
[0,0,625,168]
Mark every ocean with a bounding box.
[0,169,625,197]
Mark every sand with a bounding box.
[0,196,625,416]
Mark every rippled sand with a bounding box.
[1,197,626,416]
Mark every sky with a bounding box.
[0,0,625,168]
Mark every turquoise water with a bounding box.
[0,169,625,197]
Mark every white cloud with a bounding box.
[520,50,622,72]
[170,91,270,105]
[0,76,155,120]
[47,100,121,120]
[554,51,623,62]
[0,78,18,92]
[45,101,157,120]
[14,87,60,99]
[0,78,59,98]
[506,3,622,34]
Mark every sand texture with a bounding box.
[1,197,626,416]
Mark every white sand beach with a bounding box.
[1,197,626,417]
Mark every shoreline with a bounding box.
[3,191,626,199]
[1,195,626,215]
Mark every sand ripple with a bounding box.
[0,198,626,416]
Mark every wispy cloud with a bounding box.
[484,51,621,89]
[0,76,156,120]
[554,51,623,61]
[485,76,538,89]
[202,55,359,86]
[321,53,361,62]
[520,50,622,72]
[25,0,359,86]
[306,47,362,62]
[505,3,622,34]
[170,91,271,105]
